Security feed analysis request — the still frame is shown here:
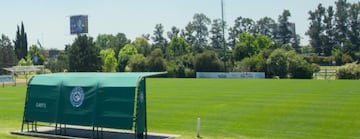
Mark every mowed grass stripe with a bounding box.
[260,81,358,138]
[147,79,360,139]
[209,80,319,135]
[308,81,360,138]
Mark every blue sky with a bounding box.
[1,0,358,50]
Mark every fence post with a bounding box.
[325,69,327,80]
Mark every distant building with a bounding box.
[48,49,60,59]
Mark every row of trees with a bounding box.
[1,0,359,79]
[46,0,359,78]
[47,30,312,78]
[0,22,28,74]
[307,0,360,60]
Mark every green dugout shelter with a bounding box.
[21,72,166,139]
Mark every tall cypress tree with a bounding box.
[21,22,28,59]
[14,22,28,61]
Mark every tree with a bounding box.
[46,51,68,73]
[17,57,33,66]
[235,17,255,34]
[323,6,336,56]
[68,35,101,72]
[128,54,147,72]
[337,62,360,79]
[291,35,301,53]
[233,33,272,61]
[194,51,223,72]
[233,32,256,61]
[133,37,152,57]
[227,27,237,49]
[254,17,276,38]
[95,34,114,49]
[306,0,360,57]
[14,22,28,60]
[152,24,167,52]
[100,49,117,72]
[56,51,69,72]
[167,26,181,59]
[286,50,307,75]
[266,49,289,78]
[233,54,264,72]
[335,0,350,44]
[167,26,180,40]
[142,34,150,40]
[276,10,294,44]
[254,34,274,50]
[267,48,314,78]
[347,2,360,53]
[117,44,138,72]
[147,49,166,72]
[182,22,196,47]
[192,13,211,52]
[28,45,40,58]
[0,34,17,74]
[306,4,326,55]
[228,16,255,48]
[291,63,315,79]
[210,19,226,49]
[169,36,191,57]
[46,58,58,73]
[173,54,195,78]
[232,17,255,36]
[28,44,45,65]
[108,33,131,57]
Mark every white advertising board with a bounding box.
[196,72,265,79]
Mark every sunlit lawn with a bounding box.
[147,79,360,139]
[1,79,360,139]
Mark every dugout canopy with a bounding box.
[21,72,166,139]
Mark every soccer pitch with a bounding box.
[146,79,360,139]
[1,79,360,139]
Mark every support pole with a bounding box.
[221,0,227,72]
[197,117,201,138]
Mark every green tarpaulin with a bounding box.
[22,72,166,138]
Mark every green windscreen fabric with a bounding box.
[57,77,98,126]
[24,72,165,130]
[25,76,62,122]
[135,78,146,133]
[96,87,135,129]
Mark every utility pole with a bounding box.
[221,0,227,72]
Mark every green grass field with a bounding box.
[1,79,360,139]
[0,85,29,139]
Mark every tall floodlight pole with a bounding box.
[221,0,227,72]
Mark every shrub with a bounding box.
[267,49,316,79]
[128,54,147,72]
[194,51,223,72]
[337,62,360,79]
[266,49,288,78]
[147,49,166,72]
[291,64,314,79]
[166,60,176,77]
[174,64,185,78]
